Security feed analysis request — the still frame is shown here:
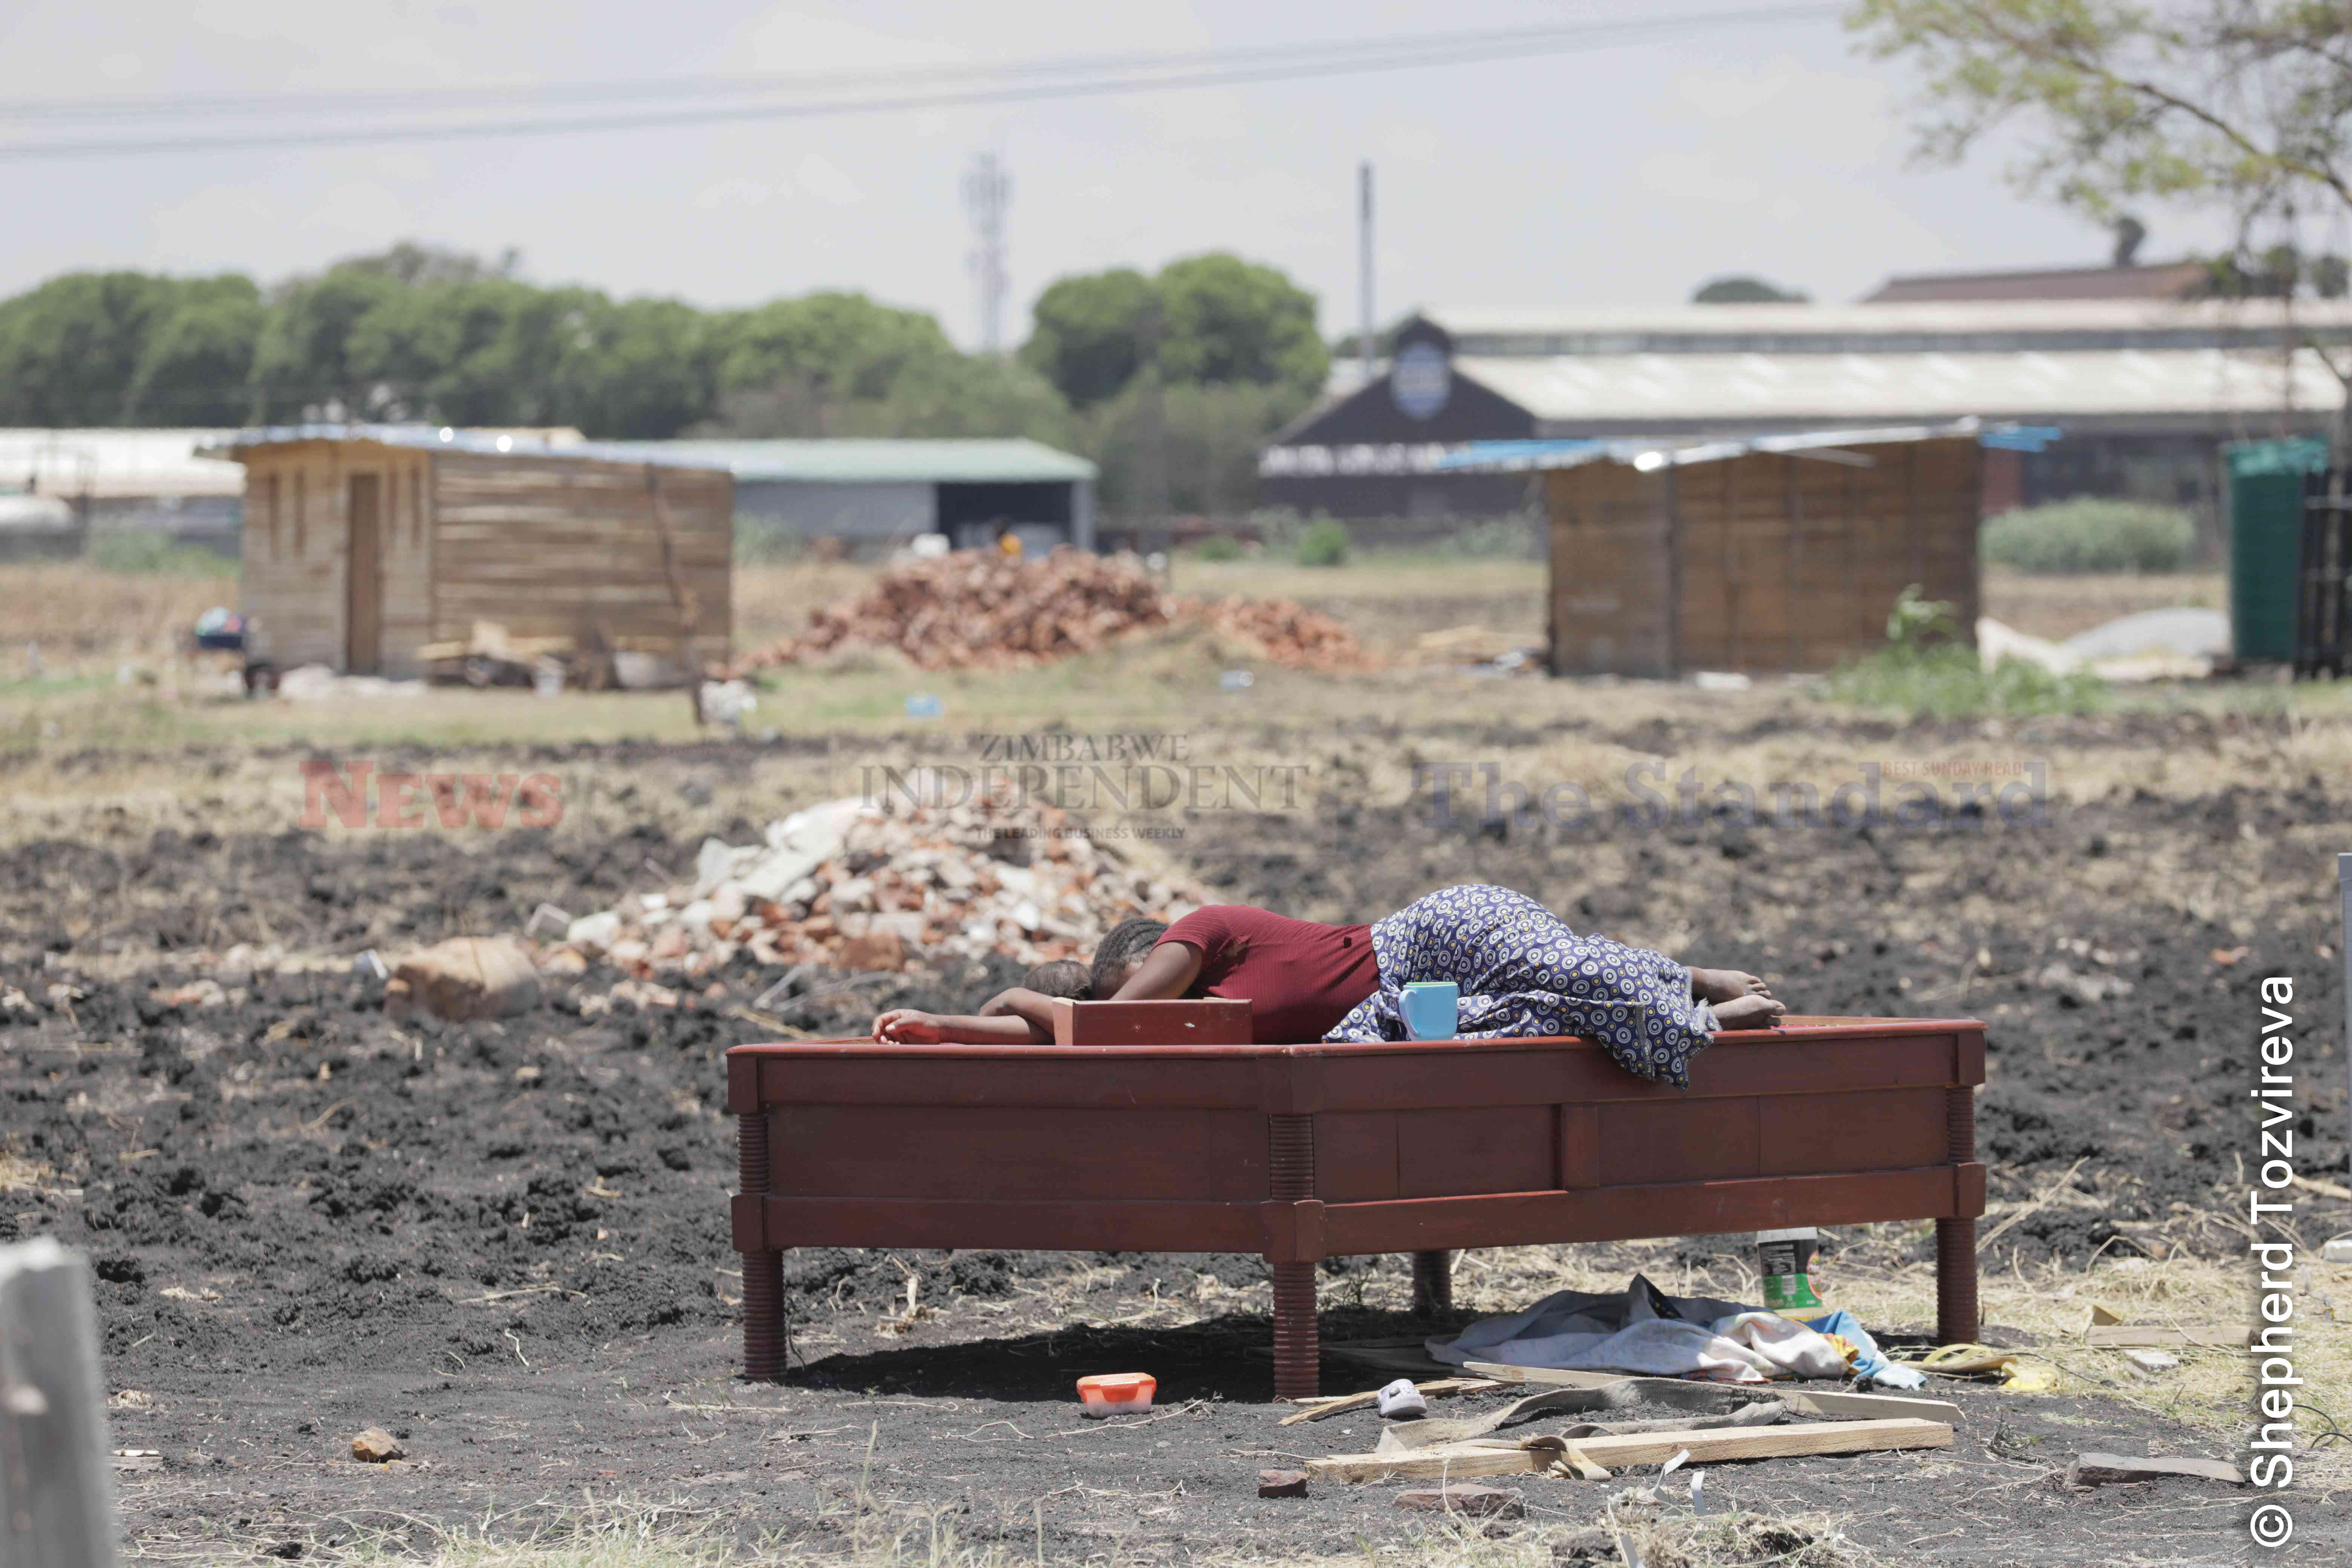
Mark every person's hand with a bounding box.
[872,1009,943,1043]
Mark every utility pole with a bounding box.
[963,152,1011,355]
[1358,161,1376,387]
[1135,300,1169,548]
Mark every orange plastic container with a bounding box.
[1075,1372,1156,1417]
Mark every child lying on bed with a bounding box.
[868,885,1783,1087]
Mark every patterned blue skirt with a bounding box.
[1322,884,1718,1087]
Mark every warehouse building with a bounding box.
[0,427,244,551]
[612,438,1097,557]
[1261,300,2349,542]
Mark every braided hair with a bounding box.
[1089,916,1170,1000]
[1019,959,1093,1000]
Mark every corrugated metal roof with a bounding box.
[0,427,243,497]
[1454,347,2344,426]
[1861,261,2209,305]
[1421,298,2352,340]
[601,438,1096,484]
[201,423,729,470]
[1435,421,1994,473]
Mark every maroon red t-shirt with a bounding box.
[1156,905,1379,1043]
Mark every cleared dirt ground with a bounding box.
[0,561,2344,1566]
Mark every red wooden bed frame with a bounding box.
[726,1003,1986,1398]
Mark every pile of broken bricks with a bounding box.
[543,785,1204,986]
[725,547,1375,676]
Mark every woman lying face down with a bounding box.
[868,887,1783,1086]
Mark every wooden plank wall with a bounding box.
[1544,461,1673,677]
[429,453,733,670]
[236,442,435,674]
[1547,437,1980,677]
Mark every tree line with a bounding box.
[0,242,1330,516]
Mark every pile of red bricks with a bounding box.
[727,548,1375,676]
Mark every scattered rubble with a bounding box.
[349,1429,404,1464]
[545,785,1202,983]
[1257,1469,1309,1499]
[1178,595,1377,673]
[724,549,1375,676]
[384,937,542,1023]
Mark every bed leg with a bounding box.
[743,1250,785,1381]
[1937,1084,1980,1345]
[1935,1219,1978,1345]
[738,1110,786,1382]
[1271,1260,1319,1401]
[1410,1250,1453,1315]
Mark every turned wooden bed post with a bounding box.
[1266,1110,1321,1400]
[1936,1083,1980,1346]
[733,1100,790,1382]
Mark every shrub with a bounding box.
[1439,514,1542,558]
[87,531,237,577]
[1192,534,1243,562]
[1826,584,2106,718]
[1249,505,1305,557]
[1295,516,1351,567]
[1979,498,2195,574]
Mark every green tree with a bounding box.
[1079,378,1310,518]
[1850,2,2352,230]
[1692,275,1810,303]
[246,263,406,421]
[712,291,957,406]
[1155,253,1327,398]
[120,277,266,425]
[0,272,184,424]
[553,296,715,438]
[1020,254,1328,409]
[1020,267,1156,408]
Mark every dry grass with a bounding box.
[300,1482,1873,1568]
[2,560,227,668]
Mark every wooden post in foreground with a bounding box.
[0,1239,117,1568]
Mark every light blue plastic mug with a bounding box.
[1400,981,1460,1041]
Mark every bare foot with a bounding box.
[1690,966,1773,1004]
[1710,994,1787,1031]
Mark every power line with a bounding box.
[0,6,1839,161]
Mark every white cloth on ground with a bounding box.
[1426,1276,1854,1384]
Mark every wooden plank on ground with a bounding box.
[1460,1361,1963,1426]
[2086,1326,2249,1349]
[1304,1417,1952,1483]
[1278,1378,1501,1425]
[2068,1452,2244,1487]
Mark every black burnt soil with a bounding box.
[3,738,2343,1564]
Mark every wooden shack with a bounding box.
[1541,433,1981,677]
[214,428,732,681]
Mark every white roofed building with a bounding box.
[1261,300,2349,536]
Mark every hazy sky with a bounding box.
[0,0,2237,347]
